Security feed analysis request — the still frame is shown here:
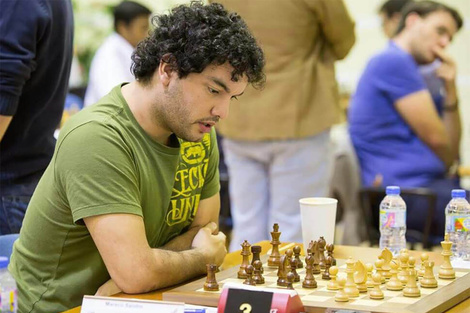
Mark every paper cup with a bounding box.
[299,197,338,251]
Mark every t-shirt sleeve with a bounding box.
[0,1,48,115]
[369,51,426,103]
[54,121,142,224]
[199,128,220,200]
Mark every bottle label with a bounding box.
[446,215,470,232]
[0,288,17,312]
[380,210,406,228]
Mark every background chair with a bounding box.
[0,233,19,259]
[359,187,437,250]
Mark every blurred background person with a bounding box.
[0,0,74,234]
[211,0,355,251]
[349,1,463,239]
[84,0,151,106]
[379,0,445,120]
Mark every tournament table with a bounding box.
[64,241,470,313]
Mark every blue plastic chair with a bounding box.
[0,234,19,259]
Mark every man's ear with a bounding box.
[158,54,177,87]
[404,12,421,29]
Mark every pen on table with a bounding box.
[184,309,206,313]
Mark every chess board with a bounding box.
[163,246,470,313]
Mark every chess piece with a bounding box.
[335,277,349,302]
[302,250,317,289]
[286,272,295,290]
[268,223,282,268]
[326,243,336,266]
[318,236,327,269]
[293,245,303,268]
[375,259,386,284]
[251,245,264,274]
[203,264,219,291]
[322,256,332,280]
[379,248,393,280]
[344,257,359,298]
[366,263,374,289]
[253,260,265,285]
[243,265,256,286]
[398,251,410,286]
[312,241,321,274]
[418,253,429,278]
[369,273,384,300]
[408,256,418,281]
[403,269,420,297]
[386,260,403,291]
[327,266,339,290]
[238,240,251,279]
[439,234,455,280]
[420,260,438,288]
[277,255,288,287]
[288,251,300,282]
[354,260,368,293]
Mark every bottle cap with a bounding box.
[0,256,8,269]
[386,186,400,195]
[451,189,466,198]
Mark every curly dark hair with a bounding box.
[131,1,265,88]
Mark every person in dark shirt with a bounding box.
[0,0,74,234]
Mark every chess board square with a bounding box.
[420,287,436,295]
[220,278,241,285]
[438,279,453,286]
[264,276,277,283]
[455,271,466,278]
[296,288,316,296]
[302,295,331,302]
[196,288,221,294]
[351,299,383,307]
[387,296,420,304]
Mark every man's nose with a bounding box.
[211,99,230,120]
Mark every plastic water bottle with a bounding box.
[445,189,470,261]
[0,256,17,313]
[379,186,407,256]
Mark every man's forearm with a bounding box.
[162,226,201,251]
[442,82,461,160]
[113,247,208,294]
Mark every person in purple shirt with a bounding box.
[349,1,463,237]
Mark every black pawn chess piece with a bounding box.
[322,256,332,280]
[251,245,264,274]
[293,245,303,268]
[243,265,256,286]
[253,260,265,284]
[286,272,295,290]
[326,243,336,266]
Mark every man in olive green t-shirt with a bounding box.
[9,3,265,312]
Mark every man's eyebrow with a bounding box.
[209,77,230,93]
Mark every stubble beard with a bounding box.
[156,84,203,143]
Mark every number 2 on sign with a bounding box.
[239,303,252,313]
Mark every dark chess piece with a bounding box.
[302,250,317,289]
[289,255,300,282]
[253,260,265,284]
[243,265,256,286]
[318,236,327,269]
[251,245,264,274]
[277,254,288,287]
[238,240,251,279]
[293,245,303,268]
[204,264,219,291]
[286,272,295,290]
[312,241,321,274]
[326,243,336,266]
[322,256,332,280]
[268,223,281,267]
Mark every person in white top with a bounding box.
[84,1,151,106]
